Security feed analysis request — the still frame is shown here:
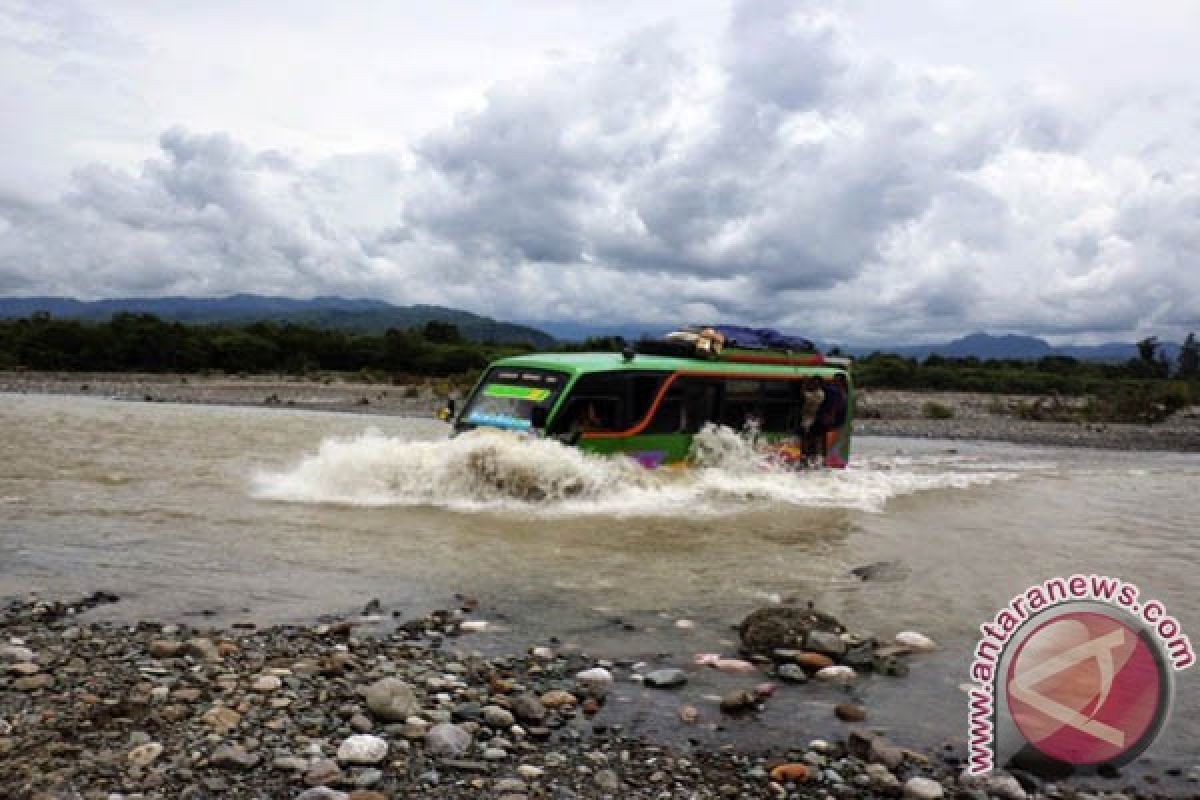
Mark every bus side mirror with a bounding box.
[531,406,549,430]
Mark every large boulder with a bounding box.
[738,606,844,656]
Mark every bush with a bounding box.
[922,401,955,419]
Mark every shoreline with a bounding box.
[3,372,1199,453]
[3,591,1186,799]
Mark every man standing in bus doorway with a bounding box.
[805,376,847,465]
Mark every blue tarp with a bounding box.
[704,325,815,352]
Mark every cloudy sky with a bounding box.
[1,0,1198,344]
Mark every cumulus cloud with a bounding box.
[1,0,1198,343]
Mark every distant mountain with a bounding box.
[0,295,556,348]
[849,332,1180,362]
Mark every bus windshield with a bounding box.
[458,367,568,431]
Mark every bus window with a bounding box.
[762,380,804,434]
[551,371,668,433]
[720,379,761,429]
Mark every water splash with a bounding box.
[252,426,1039,515]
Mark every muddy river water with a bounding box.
[2,393,1198,773]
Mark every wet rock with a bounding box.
[644,668,688,688]
[211,744,261,770]
[304,758,343,786]
[814,665,856,683]
[713,657,757,673]
[805,630,846,656]
[794,652,835,671]
[841,642,876,669]
[425,723,472,757]
[849,560,908,582]
[127,742,164,767]
[738,605,844,655]
[904,776,944,799]
[364,677,419,721]
[874,654,910,677]
[511,692,546,722]
[540,689,577,708]
[777,663,808,683]
[337,734,388,765]
[482,705,515,728]
[296,789,348,800]
[719,690,757,713]
[769,763,810,782]
[835,703,867,722]
[575,667,614,694]
[895,631,937,651]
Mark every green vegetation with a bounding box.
[0,313,532,379]
[855,339,1197,424]
[921,401,955,420]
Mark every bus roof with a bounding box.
[488,351,849,379]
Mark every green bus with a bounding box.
[453,348,853,468]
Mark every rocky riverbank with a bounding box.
[2,593,1189,799]
[3,372,1199,452]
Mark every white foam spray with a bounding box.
[252,425,1041,516]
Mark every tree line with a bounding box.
[0,312,533,377]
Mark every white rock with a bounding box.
[425,723,472,757]
[251,674,282,692]
[904,776,945,800]
[576,667,614,692]
[675,619,695,629]
[459,619,489,632]
[336,734,388,765]
[531,646,555,660]
[895,631,938,651]
[517,764,545,779]
[984,772,1028,800]
[127,742,164,767]
[814,665,856,683]
[0,645,34,663]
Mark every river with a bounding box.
[2,392,1197,775]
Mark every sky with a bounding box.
[1,0,1198,345]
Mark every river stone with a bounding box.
[595,769,621,792]
[185,637,220,661]
[517,764,544,779]
[364,677,419,721]
[252,674,282,692]
[984,772,1028,800]
[147,640,185,658]
[575,667,614,694]
[738,605,844,655]
[128,742,164,767]
[482,705,515,728]
[13,674,53,691]
[835,703,867,722]
[777,664,808,683]
[297,790,348,800]
[337,734,388,765]
[0,645,34,662]
[895,631,938,651]
[496,778,528,792]
[511,692,546,722]
[211,744,260,770]
[904,776,945,800]
[305,758,343,787]
[425,723,472,757]
[644,668,688,689]
[719,690,757,713]
[202,706,241,732]
[805,630,847,656]
[814,665,856,683]
[540,689,577,708]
